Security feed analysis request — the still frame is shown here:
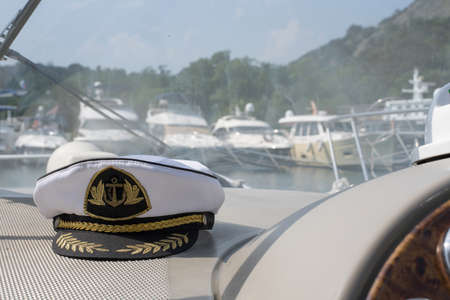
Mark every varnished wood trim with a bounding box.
[367,199,450,299]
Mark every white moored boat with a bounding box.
[146,94,228,165]
[212,104,292,168]
[382,68,433,135]
[75,98,149,155]
[15,127,67,164]
[14,105,67,163]
[279,113,369,168]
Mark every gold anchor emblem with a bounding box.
[84,167,151,221]
[88,177,145,207]
[105,177,126,207]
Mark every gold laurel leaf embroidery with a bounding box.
[130,246,143,255]
[56,233,109,253]
[88,180,105,206]
[56,233,71,248]
[171,233,189,243]
[77,242,88,253]
[155,241,170,251]
[143,243,160,254]
[161,239,177,249]
[123,179,144,206]
[169,235,184,247]
[64,237,77,250]
[115,234,189,255]
[142,247,151,254]
[116,248,133,253]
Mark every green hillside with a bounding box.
[286,17,450,113]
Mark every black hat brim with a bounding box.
[53,229,198,260]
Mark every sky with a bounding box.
[1,0,414,73]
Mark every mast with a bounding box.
[401,68,435,101]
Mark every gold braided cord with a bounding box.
[56,214,204,233]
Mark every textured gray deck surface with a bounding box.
[0,188,324,299]
[0,197,169,300]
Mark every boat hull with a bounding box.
[166,145,230,167]
[223,146,293,169]
[292,140,353,167]
[290,137,370,168]
[290,133,402,169]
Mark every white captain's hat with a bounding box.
[33,153,224,260]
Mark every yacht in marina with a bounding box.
[73,81,152,155]
[381,68,433,134]
[279,112,371,168]
[75,97,149,155]
[13,106,67,163]
[358,69,435,166]
[212,104,292,168]
[279,107,409,171]
[146,93,228,165]
[15,127,67,158]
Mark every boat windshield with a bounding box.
[328,121,352,133]
[294,122,320,136]
[0,1,443,193]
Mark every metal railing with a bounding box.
[324,108,428,182]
